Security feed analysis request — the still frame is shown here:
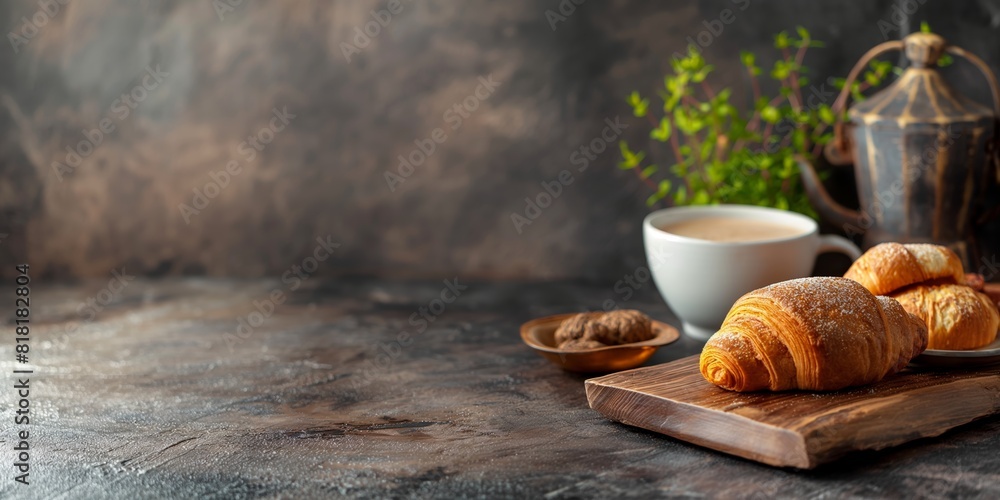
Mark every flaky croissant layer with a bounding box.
[843,242,964,296]
[700,277,928,392]
[891,283,999,350]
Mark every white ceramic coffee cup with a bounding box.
[643,205,862,340]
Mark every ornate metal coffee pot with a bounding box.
[798,32,1000,270]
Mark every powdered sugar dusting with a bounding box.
[756,277,881,342]
[755,277,893,387]
[907,244,950,275]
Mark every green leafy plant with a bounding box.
[619,24,949,217]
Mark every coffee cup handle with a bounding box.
[817,235,863,261]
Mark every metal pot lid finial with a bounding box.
[849,33,994,125]
[904,32,946,68]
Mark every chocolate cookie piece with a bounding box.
[594,310,654,344]
[553,313,608,345]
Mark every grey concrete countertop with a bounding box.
[4,277,998,499]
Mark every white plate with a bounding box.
[912,336,1000,368]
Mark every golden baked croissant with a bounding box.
[843,242,964,296]
[890,283,999,350]
[700,277,927,392]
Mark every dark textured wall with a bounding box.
[1,0,998,281]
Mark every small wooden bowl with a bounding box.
[520,313,680,373]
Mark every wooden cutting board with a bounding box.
[586,356,1000,469]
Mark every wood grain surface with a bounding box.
[5,278,1000,498]
[586,356,1000,469]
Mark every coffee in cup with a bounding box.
[643,205,861,340]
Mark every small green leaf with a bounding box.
[664,95,681,112]
[796,26,810,41]
[674,107,703,134]
[705,160,725,184]
[692,65,714,83]
[775,194,790,211]
[761,106,781,124]
[771,61,790,80]
[873,60,893,75]
[774,31,789,49]
[671,163,688,177]
[686,173,702,191]
[779,155,796,179]
[921,21,931,33]
[740,51,756,68]
[641,165,658,179]
[649,117,672,142]
[818,105,835,125]
[700,140,713,162]
[646,192,662,207]
[664,79,677,93]
[657,179,672,196]
[628,91,649,117]
[792,129,807,151]
[673,186,687,205]
[669,56,683,74]
[692,189,711,205]
[618,141,645,169]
